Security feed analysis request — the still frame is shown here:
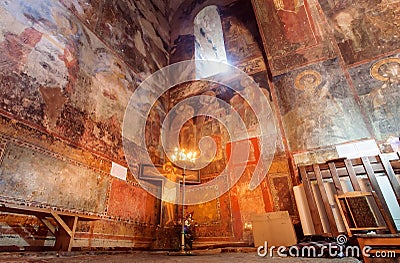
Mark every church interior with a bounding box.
[0,0,399,261]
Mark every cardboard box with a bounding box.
[251,211,297,247]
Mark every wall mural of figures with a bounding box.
[349,54,400,142]
[252,0,335,75]
[220,0,264,65]
[168,68,297,237]
[275,58,370,151]
[0,0,168,163]
[318,0,400,65]
[60,0,170,75]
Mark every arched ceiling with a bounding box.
[168,0,186,19]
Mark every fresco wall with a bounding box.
[274,58,370,151]
[252,0,335,76]
[349,54,400,141]
[169,0,400,244]
[253,0,400,166]
[169,0,297,245]
[318,0,400,65]
[0,0,169,250]
[1,0,398,251]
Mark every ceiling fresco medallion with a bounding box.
[294,69,322,90]
[370,57,400,82]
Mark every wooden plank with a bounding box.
[0,202,100,220]
[307,162,385,179]
[356,238,371,263]
[51,211,72,236]
[371,191,397,234]
[362,157,398,234]
[68,216,78,252]
[53,214,78,252]
[379,154,400,205]
[344,159,361,191]
[335,195,352,237]
[0,204,51,216]
[356,236,400,246]
[313,164,339,236]
[392,160,400,169]
[38,217,56,235]
[299,166,324,234]
[328,162,343,195]
[349,227,388,231]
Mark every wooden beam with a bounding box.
[52,214,79,252]
[299,166,324,234]
[328,162,343,195]
[379,154,400,206]
[361,157,397,234]
[68,216,78,252]
[344,159,361,191]
[38,217,56,235]
[51,211,72,236]
[313,164,339,236]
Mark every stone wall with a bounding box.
[0,0,169,250]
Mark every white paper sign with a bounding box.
[336,139,380,158]
[110,162,127,181]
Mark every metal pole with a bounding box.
[180,166,186,253]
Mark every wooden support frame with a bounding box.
[356,235,400,263]
[52,212,78,252]
[334,191,391,237]
[328,162,343,195]
[297,152,400,238]
[38,217,56,235]
[361,157,398,233]
[0,202,99,251]
[335,191,400,263]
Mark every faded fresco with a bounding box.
[275,58,370,151]
[236,167,266,225]
[252,0,335,76]
[0,0,168,162]
[269,174,296,215]
[0,0,168,249]
[221,0,264,66]
[349,54,400,142]
[107,179,157,223]
[169,69,297,235]
[319,0,400,65]
[183,177,235,239]
[60,0,170,75]
[186,186,222,225]
[0,142,110,214]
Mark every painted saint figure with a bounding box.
[162,162,178,226]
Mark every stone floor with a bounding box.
[0,250,363,263]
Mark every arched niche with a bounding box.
[169,0,239,64]
[194,5,228,78]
